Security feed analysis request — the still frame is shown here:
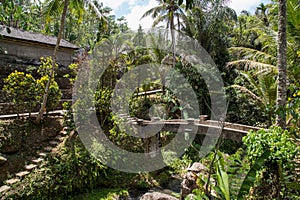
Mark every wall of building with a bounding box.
[0,38,75,66]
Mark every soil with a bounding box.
[0,116,63,184]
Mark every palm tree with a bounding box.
[255,3,269,26]
[275,0,287,129]
[141,0,186,65]
[183,0,236,67]
[36,0,70,123]
[231,71,277,127]
[36,0,106,123]
[229,0,300,128]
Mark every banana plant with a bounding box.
[237,149,270,199]
[193,150,270,200]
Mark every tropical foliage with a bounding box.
[0,0,299,199]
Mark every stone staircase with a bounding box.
[0,128,68,197]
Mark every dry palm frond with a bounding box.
[253,68,277,76]
[227,59,277,73]
[231,84,263,103]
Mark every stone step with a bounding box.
[60,130,68,135]
[49,141,59,146]
[5,178,20,185]
[0,185,10,193]
[32,158,44,164]
[0,155,7,165]
[16,171,30,178]
[43,146,53,152]
[25,164,37,170]
[38,152,47,157]
[55,135,65,141]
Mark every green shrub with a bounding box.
[243,126,298,165]
[3,70,38,114]
[37,57,58,77]
[94,88,113,129]
[36,75,62,111]
[243,126,299,198]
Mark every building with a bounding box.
[0,25,79,66]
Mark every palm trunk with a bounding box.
[86,0,104,20]
[275,0,287,129]
[35,0,69,123]
[170,13,176,68]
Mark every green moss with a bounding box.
[71,188,129,200]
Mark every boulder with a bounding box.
[140,191,178,200]
[186,162,208,172]
[181,162,208,199]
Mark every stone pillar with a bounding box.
[144,117,161,159]
[199,115,208,122]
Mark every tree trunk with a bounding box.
[35,0,69,123]
[170,11,176,68]
[86,0,104,20]
[275,0,287,129]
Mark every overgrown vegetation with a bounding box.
[3,57,62,115]
[0,0,299,199]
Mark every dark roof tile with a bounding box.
[0,25,79,49]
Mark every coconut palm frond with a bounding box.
[253,67,277,76]
[287,0,300,39]
[258,75,277,105]
[152,15,167,27]
[44,0,63,21]
[229,47,277,64]
[239,71,264,99]
[141,5,166,19]
[231,84,263,103]
[227,60,277,72]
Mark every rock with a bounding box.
[185,194,197,200]
[180,173,199,200]
[140,191,178,200]
[0,155,7,165]
[186,162,207,172]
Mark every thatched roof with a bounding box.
[0,25,79,49]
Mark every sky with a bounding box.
[101,0,271,30]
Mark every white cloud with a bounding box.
[124,0,158,30]
[228,0,271,14]
[101,0,271,31]
[128,0,139,6]
[101,0,129,10]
